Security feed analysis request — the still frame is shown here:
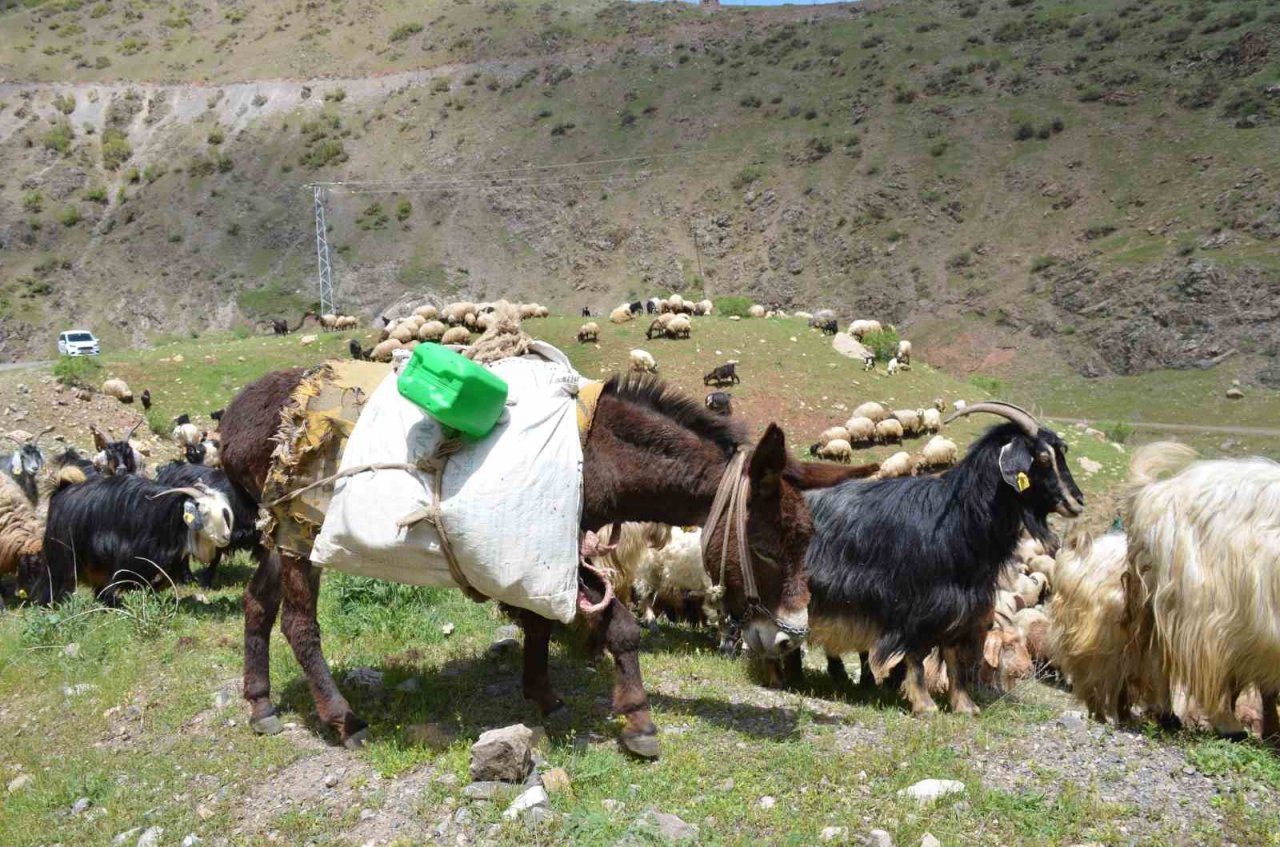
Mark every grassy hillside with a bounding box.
[0,0,1276,389]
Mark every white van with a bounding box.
[57,330,100,357]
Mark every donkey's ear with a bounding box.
[749,423,788,497]
[787,461,880,490]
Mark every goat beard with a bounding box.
[1021,508,1059,554]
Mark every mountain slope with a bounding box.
[0,0,1277,380]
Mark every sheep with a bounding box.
[443,301,478,326]
[610,305,633,324]
[811,439,854,463]
[886,357,899,376]
[172,422,202,448]
[852,401,888,423]
[891,409,922,436]
[665,314,692,339]
[414,305,440,320]
[695,299,714,316]
[820,426,850,445]
[184,437,221,468]
[0,472,44,606]
[934,398,946,413]
[416,320,446,342]
[590,522,672,608]
[370,338,402,362]
[874,418,904,444]
[1027,553,1056,583]
[875,450,917,479]
[101,378,134,403]
[921,408,942,433]
[1013,606,1051,668]
[633,526,718,628]
[897,340,912,365]
[645,315,674,339]
[577,322,600,343]
[629,349,657,373]
[848,319,883,339]
[441,326,471,346]
[535,305,549,319]
[747,304,766,318]
[794,402,1083,715]
[390,324,415,344]
[519,303,539,320]
[919,435,958,469]
[842,416,876,445]
[335,316,359,330]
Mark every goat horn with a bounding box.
[944,401,1040,436]
[122,418,144,442]
[1,434,24,447]
[31,425,55,445]
[150,487,205,500]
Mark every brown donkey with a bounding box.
[219,369,875,757]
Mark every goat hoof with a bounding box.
[343,728,372,750]
[621,730,660,760]
[250,714,285,736]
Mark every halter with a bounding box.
[701,447,809,639]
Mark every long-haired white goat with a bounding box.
[591,523,716,629]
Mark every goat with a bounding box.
[184,437,220,468]
[140,389,152,411]
[156,462,258,588]
[2,425,55,505]
[348,338,366,360]
[645,298,659,315]
[704,392,732,416]
[792,403,1084,715]
[886,357,900,376]
[818,318,839,335]
[629,301,644,315]
[90,420,145,476]
[41,474,233,606]
[581,306,592,317]
[703,362,740,386]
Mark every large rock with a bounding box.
[897,778,966,804]
[470,724,534,783]
[832,333,872,361]
[631,809,700,844]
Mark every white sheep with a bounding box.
[414,305,440,320]
[820,426,851,445]
[842,416,876,444]
[886,357,899,376]
[815,439,854,463]
[629,349,658,373]
[610,305,633,324]
[634,526,717,628]
[876,451,917,479]
[577,322,600,343]
[891,409,922,436]
[172,423,202,447]
[919,434,958,468]
[665,314,692,339]
[695,299,714,316]
[390,324,415,344]
[418,320,447,342]
[441,326,471,346]
[897,339,912,365]
[921,408,942,433]
[851,401,888,423]
[370,338,403,362]
[874,418,903,444]
[443,301,478,326]
[747,304,766,318]
[848,319,883,339]
[101,378,134,403]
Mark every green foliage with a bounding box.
[323,88,347,103]
[84,184,108,204]
[301,139,347,169]
[53,354,102,388]
[101,127,131,170]
[431,77,451,93]
[1084,222,1117,240]
[712,296,753,318]
[389,22,423,42]
[1099,420,1134,444]
[1013,122,1035,141]
[52,93,75,114]
[731,165,764,189]
[118,586,177,639]
[207,127,225,145]
[861,327,902,362]
[42,119,74,155]
[395,198,412,222]
[357,202,389,230]
[22,191,43,213]
[57,205,81,226]
[322,572,448,639]
[968,374,1006,396]
[1031,255,1057,273]
[20,591,100,646]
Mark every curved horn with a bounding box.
[122,418,144,443]
[1,434,24,447]
[30,425,55,446]
[149,486,205,500]
[944,401,1040,436]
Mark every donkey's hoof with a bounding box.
[250,714,285,736]
[621,730,660,760]
[343,728,372,750]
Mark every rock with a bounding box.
[864,829,894,847]
[6,773,33,794]
[1057,711,1088,731]
[72,797,91,814]
[323,773,339,788]
[470,723,534,782]
[832,333,872,361]
[541,767,571,795]
[62,641,81,658]
[213,688,235,710]
[181,836,201,847]
[921,834,941,847]
[1226,387,1244,399]
[489,624,521,654]
[453,807,472,826]
[172,354,184,363]
[441,623,455,636]
[405,722,455,750]
[717,778,735,792]
[396,677,422,694]
[196,804,214,821]
[524,805,557,829]
[343,667,383,695]
[502,784,549,819]
[633,809,700,843]
[112,829,140,846]
[601,799,625,814]
[462,781,518,802]
[299,335,318,346]
[820,825,848,842]
[897,779,966,804]
[756,795,776,810]
[137,827,163,847]
[1078,457,1103,475]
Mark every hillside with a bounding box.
[0,0,1278,385]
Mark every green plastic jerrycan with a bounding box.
[396,343,509,438]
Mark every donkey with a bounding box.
[219,369,875,757]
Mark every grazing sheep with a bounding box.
[919,435,958,469]
[820,426,851,445]
[921,408,942,433]
[441,326,471,346]
[875,451,916,479]
[645,315,673,340]
[0,472,44,605]
[891,410,922,436]
[695,299,714,316]
[590,522,672,607]
[666,314,692,339]
[102,378,134,403]
[747,304,766,318]
[370,338,403,362]
[519,303,539,320]
[418,320,447,342]
[874,418,904,444]
[1013,606,1051,668]
[443,302,478,326]
[852,402,888,423]
[842,416,876,445]
[172,422,202,448]
[886,357,900,376]
[610,305,633,324]
[414,305,440,320]
[848,319,883,339]
[812,439,854,463]
[335,316,358,330]
[390,324,415,344]
[897,340,912,365]
[635,527,718,628]
[629,349,658,373]
[577,322,600,343]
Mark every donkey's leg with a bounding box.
[244,546,284,734]
[943,645,980,715]
[582,571,658,759]
[519,609,566,716]
[278,552,367,747]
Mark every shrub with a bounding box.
[22,191,43,213]
[101,127,131,170]
[968,374,1005,395]
[125,166,140,183]
[1013,122,1035,141]
[1051,116,1065,133]
[1100,420,1134,444]
[389,22,423,42]
[1037,125,1052,140]
[739,94,762,108]
[20,591,99,646]
[57,206,81,227]
[1031,255,1057,272]
[302,139,347,168]
[712,296,753,318]
[1079,86,1103,103]
[95,56,111,69]
[207,127,224,145]
[53,93,75,114]
[84,184,108,204]
[732,165,764,189]
[431,77,451,93]
[893,84,917,104]
[549,122,575,136]
[396,199,412,222]
[861,328,902,362]
[53,354,102,388]
[929,140,948,157]
[323,88,347,103]
[1085,222,1117,240]
[43,120,74,155]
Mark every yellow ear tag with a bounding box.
[183,510,196,526]
[1016,472,1031,492]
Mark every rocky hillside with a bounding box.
[0,0,1277,380]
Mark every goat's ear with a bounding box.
[90,426,108,452]
[998,440,1034,491]
[748,423,787,497]
[787,460,879,490]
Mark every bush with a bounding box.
[302,139,347,168]
[57,206,81,227]
[53,93,75,114]
[1013,122,1035,141]
[712,296,753,318]
[861,328,902,362]
[101,127,131,170]
[323,88,347,103]
[43,120,74,155]
[20,591,99,646]
[53,355,102,388]
[389,22,423,42]
[732,165,764,189]
[1079,86,1103,103]
[1085,222,1117,240]
[739,94,762,108]
[968,374,1005,395]
[22,191,43,213]
[84,184,108,204]
[1100,420,1134,444]
[207,127,224,145]
[1031,255,1057,272]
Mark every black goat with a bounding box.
[140,389,152,411]
[183,438,220,467]
[41,474,234,606]
[210,408,224,423]
[156,462,257,587]
[704,391,732,416]
[2,426,54,505]
[703,362,740,386]
[818,318,839,335]
[581,306,592,317]
[629,301,643,315]
[783,403,1084,714]
[90,420,144,476]
[645,299,658,315]
[348,338,365,360]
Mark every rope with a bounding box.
[263,462,424,508]
[701,448,757,605]
[577,560,615,616]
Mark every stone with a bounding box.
[462,781,517,802]
[524,805,557,829]
[501,785,549,820]
[469,724,534,782]
[820,826,848,842]
[453,807,472,825]
[406,722,455,750]
[1226,387,1244,400]
[213,689,234,710]
[717,778,735,792]
[111,829,140,846]
[343,667,384,695]
[489,625,521,654]
[601,799,625,814]
[137,827,163,847]
[196,804,214,821]
[897,779,966,804]
[1057,711,1088,731]
[63,642,81,658]
[181,836,201,847]
[541,767,571,795]
[921,834,941,847]
[441,623,455,636]
[757,795,777,810]
[7,774,33,793]
[63,682,97,697]
[1077,457,1103,475]
[323,773,339,788]
[832,333,872,361]
[72,797,91,814]
[633,809,700,843]
[864,829,894,847]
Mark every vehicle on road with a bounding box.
[57,330,100,357]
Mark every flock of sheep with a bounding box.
[359,301,551,362]
[808,399,952,474]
